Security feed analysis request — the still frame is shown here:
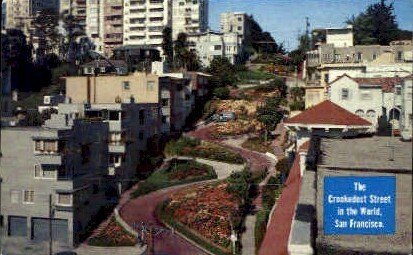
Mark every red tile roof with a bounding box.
[353,77,403,93]
[258,149,304,255]
[328,74,403,93]
[284,100,372,126]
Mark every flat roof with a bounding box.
[319,137,412,172]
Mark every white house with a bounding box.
[188,30,243,67]
[328,74,411,134]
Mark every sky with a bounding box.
[209,0,413,51]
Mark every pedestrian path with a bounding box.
[241,215,257,255]
[75,244,146,255]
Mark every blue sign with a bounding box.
[324,176,396,235]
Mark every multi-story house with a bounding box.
[0,118,110,249]
[85,0,123,56]
[123,0,172,52]
[188,30,243,66]
[304,26,413,108]
[328,74,412,136]
[220,12,251,42]
[172,0,208,40]
[64,71,207,134]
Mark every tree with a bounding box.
[257,98,283,141]
[32,9,60,58]
[346,0,400,45]
[207,57,236,87]
[61,13,85,62]
[162,27,174,66]
[173,32,200,71]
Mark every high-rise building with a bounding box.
[59,0,86,29]
[123,0,172,51]
[220,12,251,41]
[5,0,58,34]
[172,0,208,40]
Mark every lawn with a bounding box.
[241,136,274,154]
[236,70,275,84]
[130,159,217,198]
[88,217,136,247]
[165,137,245,164]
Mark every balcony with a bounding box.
[108,144,126,154]
[34,153,63,165]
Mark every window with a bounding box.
[366,110,376,119]
[34,165,41,178]
[360,91,372,100]
[81,145,91,164]
[355,110,364,117]
[357,52,362,61]
[161,98,169,107]
[341,88,349,100]
[237,26,242,31]
[397,51,402,61]
[395,86,402,95]
[147,81,155,91]
[122,81,130,90]
[23,190,34,204]
[161,116,167,124]
[44,141,57,153]
[214,45,222,51]
[373,53,377,60]
[139,131,144,140]
[324,73,329,83]
[139,109,145,125]
[57,193,72,206]
[35,140,43,151]
[34,165,56,179]
[10,190,19,204]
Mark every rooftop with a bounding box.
[284,100,372,126]
[82,59,128,68]
[354,76,403,93]
[319,137,412,172]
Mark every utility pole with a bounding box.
[49,194,53,255]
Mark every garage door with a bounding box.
[8,216,27,236]
[32,218,68,243]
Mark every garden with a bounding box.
[88,217,136,247]
[241,136,274,154]
[130,159,217,198]
[165,137,245,164]
[157,170,253,255]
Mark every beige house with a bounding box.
[305,25,413,109]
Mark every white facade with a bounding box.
[85,0,104,53]
[220,12,248,40]
[326,26,354,47]
[188,31,242,67]
[172,0,208,40]
[328,75,412,133]
[123,0,171,51]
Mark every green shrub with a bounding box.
[255,209,270,250]
[289,100,305,111]
[130,159,216,198]
[213,87,230,99]
[164,137,201,157]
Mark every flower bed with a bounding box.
[165,137,245,164]
[131,159,217,198]
[212,119,264,137]
[158,182,242,254]
[88,217,136,247]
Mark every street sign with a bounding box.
[324,176,396,235]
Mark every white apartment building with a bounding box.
[59,0,86,27]
[171,0,208,40]
[220,12,250,41]
[123,0,171,51]
[188,30,242,66]
[85,0,104,53]
[85,0,123,56]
